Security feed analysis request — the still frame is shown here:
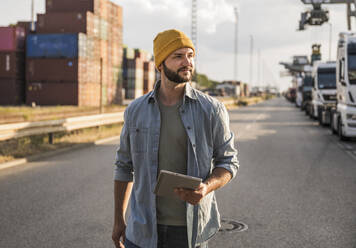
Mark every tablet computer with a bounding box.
[154,170,202,198]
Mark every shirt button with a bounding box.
[187,126,191,130]
[193,144,196,147]
[181,110,185,113]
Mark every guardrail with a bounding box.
[0,98,238,143]
[0,112,124,142]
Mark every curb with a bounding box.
[0,135,120,171]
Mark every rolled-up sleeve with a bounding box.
[114,108,134,182]
[212,102,239,178]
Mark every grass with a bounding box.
[0,105,126,124]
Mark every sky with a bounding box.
[0,0,353,91]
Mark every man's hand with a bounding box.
[112,220,126,248]
[174,183,209,205]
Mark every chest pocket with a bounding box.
[129,127,148,153]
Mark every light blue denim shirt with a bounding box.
[114,81,239,248]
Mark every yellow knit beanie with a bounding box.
[153,29,195,69]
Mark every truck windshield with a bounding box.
[317,68,336,89]
[348,54,356,85]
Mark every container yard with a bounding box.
[12,0,124,107]
[0,1,156,106]
[122,47,155,99]
[0,27,26,105]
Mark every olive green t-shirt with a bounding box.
[156,96,188,226]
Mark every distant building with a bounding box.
[216,80,249,97]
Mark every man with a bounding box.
[112,29,239,248]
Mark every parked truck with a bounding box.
[331,32,356,140]
[302,74,313,112]
[310,61,337,125]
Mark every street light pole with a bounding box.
[234,6,239,81]
[249,35,254,86]
[257,49,261,87]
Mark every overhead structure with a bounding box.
[279,44,321,76]
[299,0,356,31]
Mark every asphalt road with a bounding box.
[0,97,355,248]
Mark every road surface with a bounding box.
[0,97,355,248]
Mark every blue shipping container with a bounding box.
[27,34,80,58]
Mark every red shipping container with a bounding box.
[0,27,25,51]
[46,0,108,19]
[0,52,25,79]
[26,81,78,105]
[26,58,100,84]
[0,79,25,105]
[36,12,97,38]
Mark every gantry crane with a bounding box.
[299,0,356,30]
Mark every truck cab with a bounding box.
[302,74,313,112]
[331,32,356,140]
[311,61,337,124]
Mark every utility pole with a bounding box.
[329,23,332,60]
[191,0,198,62]
[31,0,35,31]
[249,35,254,86]
[234,6,239,81]
[257,49,261,87]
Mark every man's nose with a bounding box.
[182,56,192,67]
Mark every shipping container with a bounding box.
[46,0,109,19]
[124,47,135,59]
[26,58,100,83]
[0,79,25,105]
[16,21,35,35]
[36,12,99,38]
[125,87,144,99]
[46,0,99,15]
[0,52,25,79]
[26,81,78,105]
[26,33,96,58]
[0,27,25,51]
[78,82,100,106]
[144,61,155,94]
[108,1,123,27]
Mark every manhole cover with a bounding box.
[219,218,248,233]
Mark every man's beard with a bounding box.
[162,62,193,84]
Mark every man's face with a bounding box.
[160,47,195,84]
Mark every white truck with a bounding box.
[295,76,303,108]
[331,32,356,140]
[310,61,337,125]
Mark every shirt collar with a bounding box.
[148,80,197,104]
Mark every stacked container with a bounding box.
[26,0,123,106]
[0,27,26,105]
[144,61,155,94]
[123,47,155,99]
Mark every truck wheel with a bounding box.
[338,118,349,141]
